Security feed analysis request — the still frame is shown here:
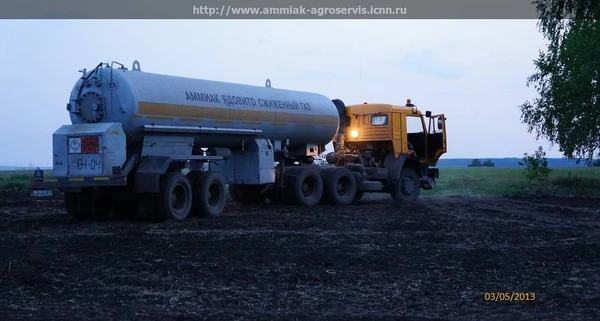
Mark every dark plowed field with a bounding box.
[1,190,600,320]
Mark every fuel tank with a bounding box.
[67,61,340,148]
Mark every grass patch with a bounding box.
[422,167,600,198]
[0,169,54,191]
[0,170,35,190]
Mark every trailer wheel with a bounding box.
[321,168,357,205]
[76,190,96,219]
[71,189,112,220]
[391,167,420,203]
[157,172,193,221]
[287,167,323,206]
[64,192,86,220]
[192,171,226,218]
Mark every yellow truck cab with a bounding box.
[326,99,447,203]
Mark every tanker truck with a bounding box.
[30,60,447,221]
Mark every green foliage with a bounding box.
[467,159,495,167]
[518,146,552,181]
[0,173,30,190]
[467,159,481,167]
[519,1,600,165]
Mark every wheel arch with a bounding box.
[384,153,423,182]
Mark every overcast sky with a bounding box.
[0,20,558,167]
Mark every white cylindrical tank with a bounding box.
[67,61,341,148]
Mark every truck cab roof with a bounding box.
[345,100,423,116]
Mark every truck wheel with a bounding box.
[287,167,323,206]
[392,168,421,203]
[319,167,336,203]
[157,172,192,221]
[192,171,226,217]
[321,168,357,205]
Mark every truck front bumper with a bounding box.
[420,168,439,190]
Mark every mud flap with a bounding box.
[134,156,173,193]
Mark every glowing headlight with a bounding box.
[350,129,359,138]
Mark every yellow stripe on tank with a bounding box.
[136,102,338,126]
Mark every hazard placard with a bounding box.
[68,137,81,154]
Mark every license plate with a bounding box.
[31,190,53,197]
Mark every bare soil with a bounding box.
[1,189,600,321]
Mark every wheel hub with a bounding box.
[302,178,315,197]
[337,177,350,196]
[402,177,417,195]
[208,183,221,206]
[171,185,186,210]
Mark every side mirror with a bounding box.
[425,111,432,117]
[437,118,443,130]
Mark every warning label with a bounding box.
[68,138,81,154]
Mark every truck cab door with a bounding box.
[426,114,447,164]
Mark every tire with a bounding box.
[157,172,193,221]
[391,167,421,203]
[318,167,337,203]
[286,167,323,206]
[321,168,357,205]
[71,189,113,220]
[64,192,86,220]
[192,171,226,218]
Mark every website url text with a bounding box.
[192,5,408,17]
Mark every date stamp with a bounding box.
[484,292,536,301]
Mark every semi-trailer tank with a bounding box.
[68,61,340,149]
[30,60,448,222]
